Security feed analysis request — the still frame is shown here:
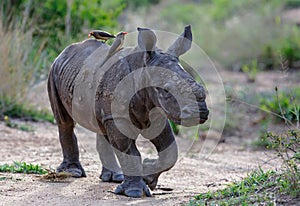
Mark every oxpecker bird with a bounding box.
[100,31,128,67]
[107,31,128,56]
[88,30,116,42]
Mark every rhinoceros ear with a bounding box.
[167,25,192,57]
[137,27,157,55]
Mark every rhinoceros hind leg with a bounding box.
[96,134,123,182]
[115,176,151,198]
[100,167,124,183]
[54,122,86,178]
[57,161,86,177]
[48,71,86,178]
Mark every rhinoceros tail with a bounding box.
[47,68,73,125]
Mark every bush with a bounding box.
[0,0,125,120]
[285,0,300,8]
[0,18,35,114]
[191,129,300,205]
[1,98,54,123]
[124,0,160,9]
[241,59,259,82]
[0,0,125,72]
[160,0,300,70]
[259,88,300,124]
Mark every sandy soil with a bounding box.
[0,70,298,205]
[0,121,279,206]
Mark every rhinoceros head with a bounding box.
[136,25,209,127]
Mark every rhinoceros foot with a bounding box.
[143,174,159,191]
[115,176,151,198]
[57,161,86,177]
[142,158,159,190]
[100,167,124,183]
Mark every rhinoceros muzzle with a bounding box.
[198,101,209,123]
[179,101,209,126]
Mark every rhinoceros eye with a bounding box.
[163,83,172,92]
[163,86,174,99]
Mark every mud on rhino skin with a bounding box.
[47,25,209,198]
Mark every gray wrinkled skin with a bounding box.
[47,25,209,198]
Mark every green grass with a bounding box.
[251,132,275,149]
[169,120,180,135]
[1,98,54,123]
[259,88,300,124]
[189,168,299,205]
[0,176,6,181]
[0,162,47,175]
[192,129,300,205]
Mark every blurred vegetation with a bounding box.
[260,87,300,124]
[241,59,259,82]
[0,0,299,139]
[0,0,125,64]
[160,0,300,70]
[1,98,54,123]
[0,0,164,121]
[0,0,125,120]
[191,129,300,205]
[124,0,160,9]
[285,0,300,8]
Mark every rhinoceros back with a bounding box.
[72,41,133,133]
[52,39,109,133]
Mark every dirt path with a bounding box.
[0,120,279,206]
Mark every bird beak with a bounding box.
[123,32,128,35]
[88,33,91,37]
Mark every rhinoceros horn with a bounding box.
[167,25,192,57]
[137,27,157,55]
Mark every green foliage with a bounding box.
[0,0,125,121]
[281,38,300,68]
[209,0,260,23]
[4,116,34,132]
[0,162,47,174]
[169,120,179,135]
[259,88,300,123]
[190,169,277,205]
[264,130,300,192]
[1,98,54,123]
[0,15,50,118]
[0,0,125,70]
[285,0,300,8]
[190,167,299,205]
[241,59,259,82]
[262,45,276,70]
[161,3,201,25]
[124,0,160,9]
[192,128,299,205]
[258,26,300,70]
[252,131,275,149]
[160,0,300,70]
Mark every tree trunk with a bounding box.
[65,0,73,37]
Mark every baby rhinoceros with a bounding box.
[47,25,209,198]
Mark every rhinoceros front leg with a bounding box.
[142,121,178,190]
[96,134,124,183]
[104,120,151,198]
